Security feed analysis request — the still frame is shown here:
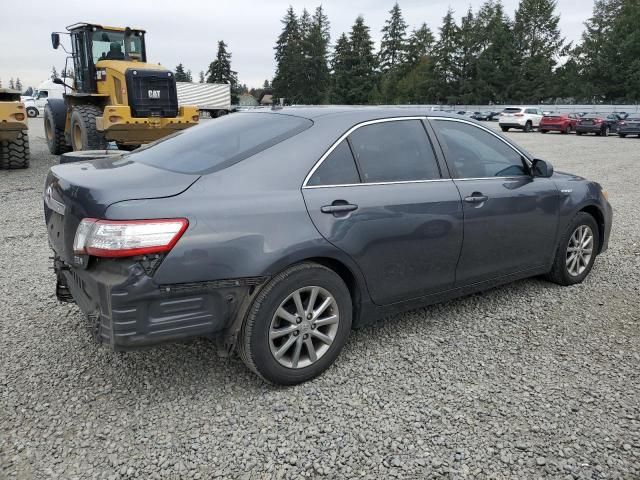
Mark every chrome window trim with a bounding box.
[302,116,434,188]
[304,178,452,189]
[427,116,532,167]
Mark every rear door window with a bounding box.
[347,120,441,183]
[307,140,360,186]
[132,113,313,174]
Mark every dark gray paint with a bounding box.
[44,107,613,349]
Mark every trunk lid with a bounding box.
[44,156,199,263]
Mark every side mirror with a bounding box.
[52,77,64,85]
[532,159,554,178]
[51,33,60,50]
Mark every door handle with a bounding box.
[464,193,488,204]
[321,202,358,214]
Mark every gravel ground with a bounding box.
[1,119,639,479]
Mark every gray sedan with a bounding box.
[44,108,613,385]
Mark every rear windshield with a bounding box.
[503,108,522,113]
[131,112,313,174]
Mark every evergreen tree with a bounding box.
[379,2,408,71]
[263,79,271,88]
[573,0,636,101]
[50,66,58,80]
[24,86,33,96]
[431,9,461,103]
[199,71,205,83]
[207,41,239,102]
[301,5,331,104]
[473,1,519,103]
[329,33,352,104]
[15,78,22,92]
[404,23,435,68]
[346,16,377,104]
[512,0,564,102]
[9,78,15,89]
[272,7,303,103]
[174,63,191,82]
[457,7,482,103]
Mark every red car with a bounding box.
[539,113,579,134]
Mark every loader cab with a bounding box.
[52,23,147,94]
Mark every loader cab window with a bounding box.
[91,29,145,64]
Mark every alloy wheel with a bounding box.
[566,225,594,277]
[269,286,340,369]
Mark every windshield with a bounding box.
[132,112,313,175]
[92,29,144,63]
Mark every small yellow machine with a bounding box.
[0,88,30,169]
[45,23,199,153]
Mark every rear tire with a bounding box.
[576,131,583,136]
[26,106,38,118]
[501,127,509,132]
[545,212,599,286]
[238,262,352,385]
[0,130,30,169]
[540,129,548,134]
[524,121,532,133]
[563,124,571,134]
[44,103,71,155]
[619,133,626,138]
[70,105,107,151]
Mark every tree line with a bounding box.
[271,0,640,105]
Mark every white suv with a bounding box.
[499,107,544,133]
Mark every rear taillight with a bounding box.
[619,121,626,125]
[73,218,188,258]
[514,113,524,117]
[594,119,603,124]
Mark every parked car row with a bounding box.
[497,107,639,138]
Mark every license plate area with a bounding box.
[47,211,65,254]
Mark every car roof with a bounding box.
[237,106,485,122]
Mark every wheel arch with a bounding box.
[261,250,370,327]
[579,204,605,253]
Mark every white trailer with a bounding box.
[176,82,231,117]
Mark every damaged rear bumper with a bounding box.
[54,255,266,350]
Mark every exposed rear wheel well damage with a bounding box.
[303,257,362,325]
[579,205,605,253]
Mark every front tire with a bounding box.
[563,124,572,134]
[619,133,626,138]
[524,121,532,133]
[576,131,583,136]
[501,127,509,132]
[44,103,71,155]
[546,212,599,286]
[0,130,30,169]
[239,263,352,385]
[26,106,38,118]
[70,105,107,151]
[540,129,548,134]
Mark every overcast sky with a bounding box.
[1,0,593,90]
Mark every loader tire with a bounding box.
[70,105,107,151]
[44,103,71,155]
[0,130,30,169]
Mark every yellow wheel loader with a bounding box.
[0,89,29,169]
[45,23,199,154]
